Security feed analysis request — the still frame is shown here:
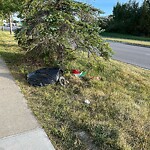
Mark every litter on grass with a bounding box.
[84,99,90,104]
[72,69,86,77]
[27,68,66,87]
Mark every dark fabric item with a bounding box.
[27,68,63,87]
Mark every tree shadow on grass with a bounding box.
[0,51,28,85]
[0,50,24,65]
[0,43,18,48]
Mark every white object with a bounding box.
[84,100,90,104]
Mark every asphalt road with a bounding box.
[0,26,19,31]
[109,42,150,69]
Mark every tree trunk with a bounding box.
[9,14,12,35]
[2,26,4,31]
[1,19,4,31]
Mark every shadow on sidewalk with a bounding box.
[0,72,13,80]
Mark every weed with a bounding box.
[0,31,150,150]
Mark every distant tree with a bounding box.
[13,20,19,23]
[109,0,140,34]
[0,0,25,34]
[139,0,150,36]
[98,16,113,30]
[105,0,150,37]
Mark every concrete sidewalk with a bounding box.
[0,57,55,150]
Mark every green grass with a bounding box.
[101,32,150,47]
[101,32,150,41]
[0,31,150,150]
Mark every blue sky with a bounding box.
[13,0,144,21]
[79,0,143,16]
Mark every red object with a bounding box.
[72,69,80,74]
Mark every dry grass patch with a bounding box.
[0,31,150,150]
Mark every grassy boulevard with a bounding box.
[0,31,150,150]
[101,32,150,47]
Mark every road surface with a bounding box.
[0,26,19,31]
[109,42,150,69]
